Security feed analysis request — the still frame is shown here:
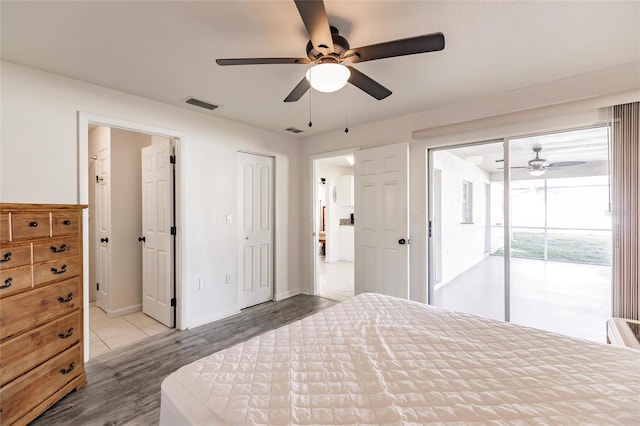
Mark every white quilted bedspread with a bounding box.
[174,293,640,424]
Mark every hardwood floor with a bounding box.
[31,295,337,426]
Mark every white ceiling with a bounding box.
[2,1,638,137]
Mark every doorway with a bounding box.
[313,153,355,301]
[81,117,181,359]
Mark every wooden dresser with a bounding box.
[0,203,87,425]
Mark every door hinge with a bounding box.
[171,226,177,235]
[170,155,176,164]
[428,220,432,238]
[170,298,176,307]
[96,283,100,291]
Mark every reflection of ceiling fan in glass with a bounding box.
[498,147,586,177]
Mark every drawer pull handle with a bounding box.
[29,221,38,228]
[51,264,68,275]
[0,252,11,263]
[59,361,75,375]
[1,277,12,289]
[63,220,72,225]
[57,292,73,303]
[50,244,68,253]
[58,327,74,339]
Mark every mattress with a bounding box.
[160,292,640,425]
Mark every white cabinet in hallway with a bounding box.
[336,175,354,206]
[339,225,354,262]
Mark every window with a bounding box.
[462,181,473,223]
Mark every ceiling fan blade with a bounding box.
[346,32,445,63]
[547,161,586,167]
[497,166,528,170]
[294,0,334,54]
[216,58,310,66]
[284,77,311,102]
[347,66,392,100]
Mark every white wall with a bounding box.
[0,61,303,330]
[433,151,489,284]
[300,63,640,304]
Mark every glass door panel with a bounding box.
[508,127,612,342]
[429,141,505,321]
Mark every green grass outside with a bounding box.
[495,232,612,265]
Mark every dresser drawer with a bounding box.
[10,212,51,241]
[33,256,81,287]
[33,238,79,264]
[0,343,83,425]
[51,211,80,237]
[0,265,32,298]
[0,243,31,271]
[0,278,80,341]
[0,311,80,387]
[0,213,10,243]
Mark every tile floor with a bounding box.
[318,258,354,302]
[89,305,171,358]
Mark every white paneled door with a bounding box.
[238,152,274,309]
[141,140,174,327]
[354,143,409,299]
[95,142,111,310]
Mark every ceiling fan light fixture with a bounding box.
[528,168,546,177]
[305,63,350,93]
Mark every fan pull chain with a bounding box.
[308,77,313,127]
[344,89,349,133]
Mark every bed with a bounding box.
[160,293,640,425]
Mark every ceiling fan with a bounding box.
[215,0,445,102]
[498,147,586,176]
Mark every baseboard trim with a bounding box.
[186,307,240,330]
[104,304,142,318]
[275,288,301,301]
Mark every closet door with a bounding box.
[238,152,274,309]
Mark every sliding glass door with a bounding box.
[429,141,505,322]
[508,127,612,341]
[428,126,612,342]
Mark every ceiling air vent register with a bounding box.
[185,97,218,110]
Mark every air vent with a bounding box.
[185,97,218,110]
[285,127,304,134]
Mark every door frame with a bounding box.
[309,147,360,296]
[78,112,184,361]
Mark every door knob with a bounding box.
[398,238,406,245]
[100,237,109,243]
[138,236,146,242]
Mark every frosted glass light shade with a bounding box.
[305,64,350,93]
[528,168,546,177]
